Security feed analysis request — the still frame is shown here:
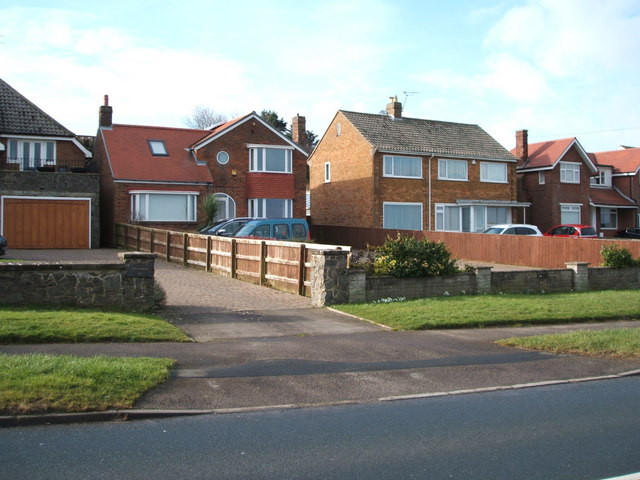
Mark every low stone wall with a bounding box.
[310,251,640,306]
[0,252,158,312]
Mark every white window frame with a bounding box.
[130,191,199,222]
[480,162,508,183]
[560,162,580,184]
[383,155,422,179]
[435,204,510,232]
[539,171,545,184]
[336,123,341,136]
[7,138,56,170]
[324,162,331,183]
[383,202,423,230]
[600,208,618,230]
[213,193,236,221]
[438,159,468,181]
[248,145,293,173]
[590,169,612,187]
[560,203,581,224]
[248,198,293,218]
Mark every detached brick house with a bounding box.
[309,97,525,232]
[514,130,637,236]
[94,97,308,245]
[0,78,98,248]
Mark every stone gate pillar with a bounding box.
[310,250,349,307]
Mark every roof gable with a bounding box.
[191,112,308,155]
[101,124,213,183]
[0,78,75,137]
[339,110,516,161]
[516,137,597,173]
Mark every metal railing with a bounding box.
[0,157,95,173]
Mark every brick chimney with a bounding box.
[292,114,307,147]
[515,129,528,162]
[386,96,402,119]
[99,95,113,128]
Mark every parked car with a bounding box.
[0,234,6,255]
[481,224,543,236]
[199,217,255,237]
[234,218,310,241]
[617,228,640,239]
[544,224,597,238]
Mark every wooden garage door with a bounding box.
[3,198,90,249]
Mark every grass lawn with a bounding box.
[0,354,174,414]
[334,290,640,330]
[497,327,640,358]
[0,306,191,343]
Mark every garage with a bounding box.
[2,197,91,249]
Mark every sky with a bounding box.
[2,0,640,153]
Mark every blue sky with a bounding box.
[2,0,639,152]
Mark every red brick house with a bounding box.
[309,97,526,232]
[95,97,308,245]
[0,78,99,249]
[514,130,637,236]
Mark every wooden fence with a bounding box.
[115,223,349,296]
[311,224,640,269]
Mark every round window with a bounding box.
[216,151,229,165]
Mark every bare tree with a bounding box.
[184,106,227,129]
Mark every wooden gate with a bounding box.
[2,197,90,248]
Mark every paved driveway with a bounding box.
[8,248,381,341]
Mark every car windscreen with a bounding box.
[482,227,504,234]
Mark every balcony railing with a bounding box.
[0,157,96,173]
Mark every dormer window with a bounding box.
[591,169,612,187]
[148,140,168,156]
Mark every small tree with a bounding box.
[184,106,227,129]
[199,194,222,230]
[260,109,288,134]
[372,234,459,278]
[601,244,640,268]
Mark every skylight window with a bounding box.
[148,140,168,156]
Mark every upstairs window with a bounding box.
[324,162,331,183]
[249,146,292,173]
[591,169,612,187]
[560,162,580,184]
[383,155,422,178]
[148,140,168,156]
[480,162,507,183]
[7,138,55,170]
[438,159,467,181]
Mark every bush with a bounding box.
[372,234,458,278]
[601,244,640,268]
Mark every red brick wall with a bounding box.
[196,117,307,218]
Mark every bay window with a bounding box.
[249,146,292,173]
[560,204,581,224]
[560,162,580,183]
[436,204,509,232]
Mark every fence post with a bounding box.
[182,233,189,266]
[298,244,307,295]
[206,236,212,273]
[231,239,238,279]
[566,262,589,291]
[136,226,141,251]
[149,229,154,253]
[165,231,171,262]
[259,241,267,285]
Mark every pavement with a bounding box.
[2,248,640,426]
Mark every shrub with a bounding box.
[601,244,640,268]
[372,234,458,278]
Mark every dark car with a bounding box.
[617,227,640,239]
[0,234,7,256]
[199,217,255,237]
[543,224,598,238]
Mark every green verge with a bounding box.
[333,290,640,330]
[0,306,191,343]
[0,354,175,414]
[497,327,640,358]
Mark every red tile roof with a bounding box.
[590,187,637,207]
[101,124,213,183]
[512,137,576,169]
[189,114,251,149]
[591,148,640,174]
